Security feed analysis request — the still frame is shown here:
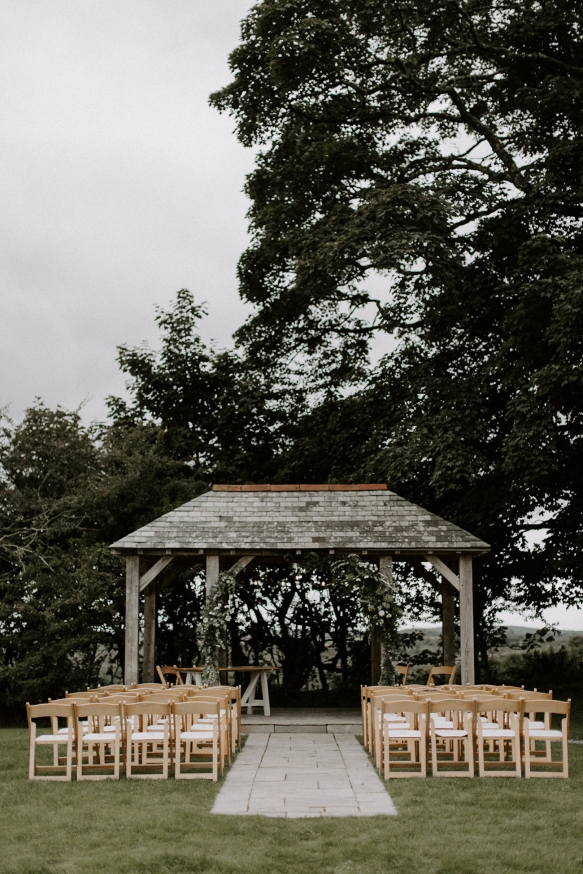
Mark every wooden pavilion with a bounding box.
[110,484,490,686]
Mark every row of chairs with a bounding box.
[60,682,241,756]
[361,683,571,779]
[27,682,241,782]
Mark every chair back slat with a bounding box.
[27,703,74,719]
[74,702,122,719]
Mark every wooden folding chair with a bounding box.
[74,702,122,780]
[474,697,523,777]
[138,690,184,757]
[363,686,408,752]
[94,685,127,693]
[125,702,171,779]
[173,699,221,781]
[505,690,553,763]
[370,690,413,770]
[382,698,428,778]
[132,683,166,692]
[427,665,457,686]
[188,691,231,767]
[429,698,474,777]
[524,699,570,778]
[157,665,182,686]
[27,703,75,781]
[395,665,409,685]
[194,685,242,753]
[360,685,384,748]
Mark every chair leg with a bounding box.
[114,733,120,780]
[29,726,36,780]
[175,733,181,779]
[562,729,569,779]
[77,737,84,780]
[514,733,521,777]
[430,728,438,776]
[66,732,73,781]
[163,728,169,780]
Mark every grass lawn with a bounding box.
[0,730,582,874]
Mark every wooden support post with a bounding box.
[379,555,393,585]
[371,634,382,685]
[124,555,140,685]
[205,553,221,683]
[459,555,475,684]
[442,583,456,667]
[143,589,156,683]
[205,553,219,598]
[371,556,393,684]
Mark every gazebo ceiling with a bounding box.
[110,484,490,556]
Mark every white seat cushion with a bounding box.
[528,729,563,740]
[181,731,215,741]
[84,732,115,742]
[35,734,65,743]
[386,729,421,739]
[382,714,408,722]
[480,729,516,738]
[131,731,165,742]
[434,729,468,738]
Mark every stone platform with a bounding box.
[241,708,362,735]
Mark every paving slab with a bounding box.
[211,733,396,818]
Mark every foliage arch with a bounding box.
[200,554,401,686]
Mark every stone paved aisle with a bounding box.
[211,733,397,818]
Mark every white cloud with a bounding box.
[0,0,255,422]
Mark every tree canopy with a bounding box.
[210,0,583,658]
[211,0,583,378]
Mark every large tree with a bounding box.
[212,0,582,373]
[108,289,300,482]
[211,0,583,667]
[0,404,199,708]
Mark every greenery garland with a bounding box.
[330,555,401,685]
[200,554,401,686]
[200,570,239,686]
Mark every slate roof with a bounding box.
[110,485,489,555]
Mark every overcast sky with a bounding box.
[2,2,581,630]
[1,0,254,424]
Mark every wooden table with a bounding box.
[176,666,277,716]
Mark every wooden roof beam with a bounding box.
[139,555,173,592]
[424,555,460,591]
